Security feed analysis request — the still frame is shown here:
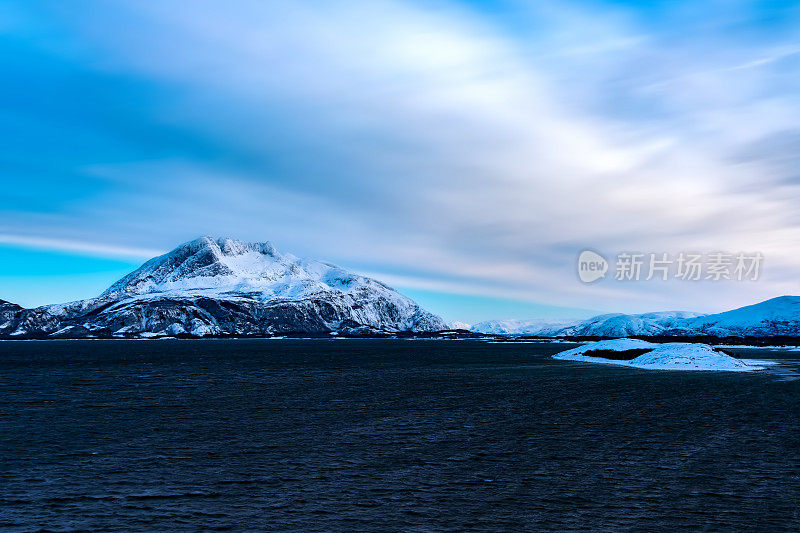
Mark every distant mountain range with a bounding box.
[471,296,800,337]
[0,237,446,338]
[2,237,800,339]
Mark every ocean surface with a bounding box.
[2,339,799,532]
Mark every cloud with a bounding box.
[2,0,800,316]
[0,234,161,259]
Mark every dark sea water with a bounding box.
[2,339,800,532]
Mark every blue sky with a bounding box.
[1,1,800,323]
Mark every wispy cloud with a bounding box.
[0,234,162,260]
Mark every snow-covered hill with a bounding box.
[668,296,800,337]
[553,339,762,371]
[1,237,447,338]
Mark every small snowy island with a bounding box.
[553,339,764,372]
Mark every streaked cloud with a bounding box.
[0,234,162,259]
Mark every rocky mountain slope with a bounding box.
[0,237,446,338]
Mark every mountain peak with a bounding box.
[101,236,293,297]
[182,236,278,258]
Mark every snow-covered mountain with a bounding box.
[1,237,447,338]
[558,311,704,337]
[471,298,800,338]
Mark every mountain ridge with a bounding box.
[3,238,800,339]
[471,297,800,337]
